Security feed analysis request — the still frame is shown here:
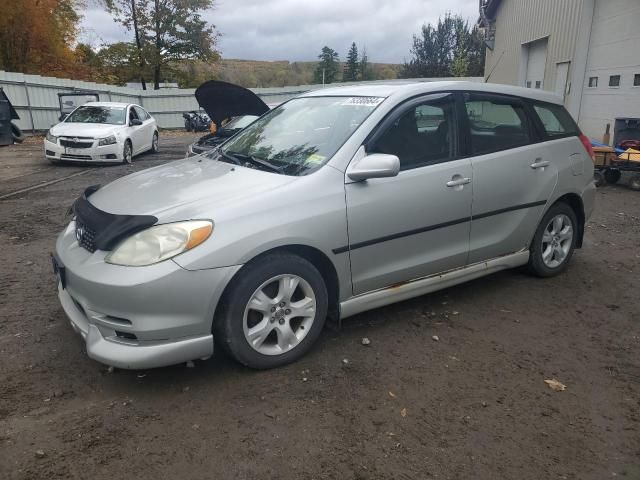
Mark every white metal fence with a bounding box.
[0,71,483,132]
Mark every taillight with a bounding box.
[579,134,595,161]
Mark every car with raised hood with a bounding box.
[53,81,596,370]
[185,80,272,156]
[44,102,158,164]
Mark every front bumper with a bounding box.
[45,138,122,163]
[55,221,242,369]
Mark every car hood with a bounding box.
[195,80,270,123]
[88,156,295,220]
[51,123,121,138]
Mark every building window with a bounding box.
[609,75,621,87]
[634,74,640,87]
[535,81,542,89]
[526,81,532,88]
[588,77,598,88]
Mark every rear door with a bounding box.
[463,92,557,263]
[344,93,473,295]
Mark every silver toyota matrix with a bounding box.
[53,82,596,370]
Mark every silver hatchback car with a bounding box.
[53,82,596,370]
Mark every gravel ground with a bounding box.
[1,135,639,480]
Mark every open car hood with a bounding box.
[195,80,270,123]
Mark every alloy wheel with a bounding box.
[243,274,316,356]
[541,214,573,268]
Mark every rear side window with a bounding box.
[464,94,532,155]
[533,103,579,138]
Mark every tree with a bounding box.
[343,42,359,82]
[313,46,340,84]
[104,0,220,89]
[400,13,485,78]
[0,0,81,76]
[360,45,373,81]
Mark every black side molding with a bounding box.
[333,200,547,254]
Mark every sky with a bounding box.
[79,0,479,64]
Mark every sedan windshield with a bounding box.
[65,106,126,125]
[219,96,383,175]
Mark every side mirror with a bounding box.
[130,118,143,126]
[347,153,400,182]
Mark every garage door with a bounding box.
[525,38,548,89]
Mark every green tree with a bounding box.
[313,46,340,84]
[104,0,220,89]
[343,42,359,82]
[400,13,484,78]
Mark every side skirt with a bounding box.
[339,250,530,319]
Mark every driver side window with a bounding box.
[128,107,139,124]
[372,96,455,170]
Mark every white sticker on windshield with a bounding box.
[340,97,384,106]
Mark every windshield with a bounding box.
[223,115,258,131]
[219,96,383,175]
[65,105,126,125]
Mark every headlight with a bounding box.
[45,131,57,143]
[105,220,213,266]
[98,135,117,146]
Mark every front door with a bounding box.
[462,92,558,263]
[344,93,473,295]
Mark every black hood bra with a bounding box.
[72,185,158,252]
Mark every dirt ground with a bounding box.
[0,134,639,480]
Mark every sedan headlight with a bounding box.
[45,130,57,143]
[98,135,117,146]
[105,220,213,266]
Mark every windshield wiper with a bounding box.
[224,151,284,174]
[218,149,242,165]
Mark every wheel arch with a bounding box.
[213,244,341,330]
[552,193,585,248]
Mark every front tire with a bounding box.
[604,168,621,184]
[215,253,328,369]
[151,131,159,153]
[527,202,578,278]
[122,140,133,164]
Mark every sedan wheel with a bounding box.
[541,214,573,269]
[122,141,132,164]
[151,132,159,153]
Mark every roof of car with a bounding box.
[301,81,564,105]
[83,101,133,108]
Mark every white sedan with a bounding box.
[44,102,158,164]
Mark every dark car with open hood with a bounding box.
[185,80,273,156]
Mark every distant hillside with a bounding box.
[175,59,402,88]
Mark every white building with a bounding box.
[479,0,640,143]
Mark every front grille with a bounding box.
[60,139,93,148]
[75,220,97,252]
[61,154,93,160]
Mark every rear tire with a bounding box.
[527,202,578,278]
[11,123,24,143]
[604,168,621,184]
[215,253,328,369]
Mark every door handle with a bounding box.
[446,177,472,187]
[530,159,550,169]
